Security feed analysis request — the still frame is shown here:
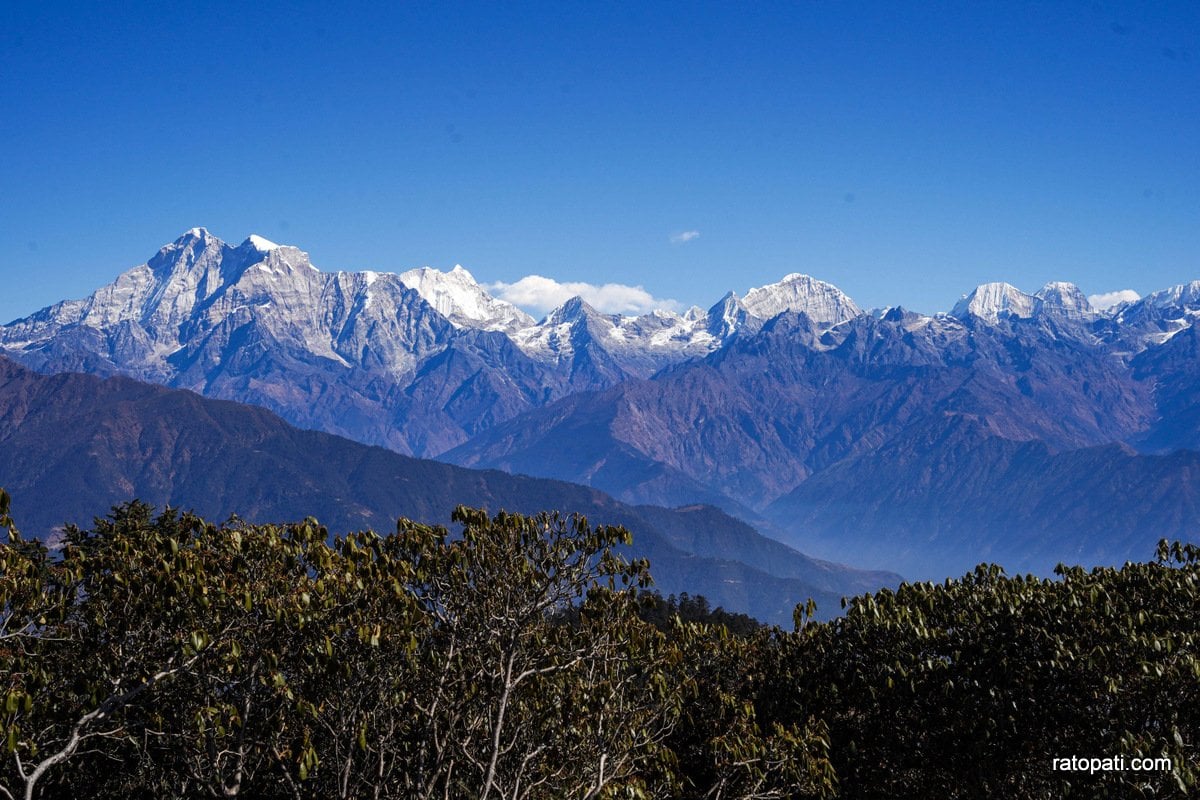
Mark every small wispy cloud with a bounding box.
[487,275,681,316]
[670,230,701,245]
[1088,289,1140,311]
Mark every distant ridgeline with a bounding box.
[3,229,1200,578]
[0,355,896,627]
[1,493,1197,798]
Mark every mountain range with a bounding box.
[0,229,862,456]
[3,229,1198,579]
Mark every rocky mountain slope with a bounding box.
[448,308,1155,507]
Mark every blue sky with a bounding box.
[1,1,1197,322]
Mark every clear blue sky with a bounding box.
[1,1,1197,322]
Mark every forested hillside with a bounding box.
[2,490,1196,798]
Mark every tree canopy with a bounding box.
[1,489,1197,798]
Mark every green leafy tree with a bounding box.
[784,549,1200,798]
[8,484,1199,800]
[386,506,677,799]
[1,501,348,798]
[666,620,836,800]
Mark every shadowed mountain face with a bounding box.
[1130,322,1200,452]
[0,357,895,625]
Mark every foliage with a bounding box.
[1,496,832,799]
[784,548,1200,798]
[4,487,1198,798]
[634,592,763,639]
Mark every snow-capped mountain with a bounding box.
[398,265,535,333]
[2,228,1197,473]
[507,271,864,372]
[704,292,755,340]
[1144,279,1200,311]
[1,230,886,458]
[1034,281,1095,319]
[741,273,862,327]
[0,228,451,381]
[951,282,1040,322]
[510,298,718,377]
[1106,279,1200,350]
[951,280,1107,327]
[0,229,522,454]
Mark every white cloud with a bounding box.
[487,275,681,316]
[670,230,701,244]
[1088,289,1140,311]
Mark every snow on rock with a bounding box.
[1145,280,1200,311]
[398,265,535,333]
[951,282,1038,323]
[14,226,1200,403]
[246,234,280,251]
[741,273,862,327]
[1035,282,1095,319]
[705,292,751,339]
[0,229,452,381]
[512,295,719,372]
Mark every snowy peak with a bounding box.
[246,234,280,252]
[155,227,223,264]
[954,280,1112,325]
[1109,280,1200,341]
[510,296,595,364]
[398,265,535,333]
[0,229,460,384]
[512,272,865,368]
[741,273,862,328]
[1145,280,1200,311]
[951,282,1038,323]
[510,295,719,372]
[148,229,308,286]
[179,227,212,243]
[706,291,750,339]
[1035,282,1094,319]
[547,293,597,326]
